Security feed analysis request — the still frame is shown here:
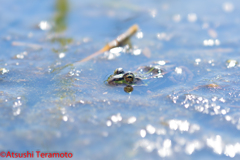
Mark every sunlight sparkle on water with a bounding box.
[158,139,172,157]
[174,67,182,74]
[195,58,201,65]
[0,68,9,74]
[13,101,22,116]
[208,29,218,38]
[136,32,143,39]
[106,120,112,127]
[202,22,209,29]
[189,124,200,133]
[173,14,181,22]
[79,100,85,104]
[146,125,156,134]
[132,49,142,56]
[106,47,122,60]
[13,108,21,116]
[221,109,227,115]
[59,52,65,59]
[169,119,189,132]
[156,60,166,65]
[207,135,223,154]
[38,21,51,30]
[222,2,234,12]
[163,139,171,148]
[140,129,146,138]
[14,51,27,59]
[219,97,226,103]
[150,9,157,18]
[203,39,220,46]
[127,116,137,124]
[62,116,68,121]
[225,115,232,121]
[215,39,220,45]
[226,59,238,68]
[187,13,197,22]
[135,139,155,152]
[157,33,166,40]
[156,128,166,135]
[111,113,122,123]
[185,140,203,155]
[157,32,172,41]
[206,135,240,158]
[110,47,123,54]
[225,143,240,157]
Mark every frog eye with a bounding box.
[114,68,124,75]
[123,72,135,83]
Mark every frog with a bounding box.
[106,68,144,86]
[106,61,194,93]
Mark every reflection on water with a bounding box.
[51,0,73,59]
[54,0,69,33]
[1,0,240,159]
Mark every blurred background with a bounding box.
[1,0,240,159]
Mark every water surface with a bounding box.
[1,0,240,159]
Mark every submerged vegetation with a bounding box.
[1,0,240,159]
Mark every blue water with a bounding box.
[1,0,240,159]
